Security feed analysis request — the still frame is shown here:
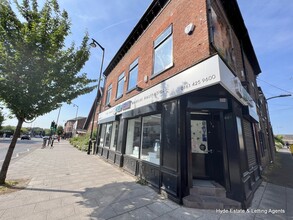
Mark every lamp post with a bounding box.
[55,105,62,132]
[263,93,291,161]
[72,103,79,137]
[266,94,292,101]
[88,38,105,155]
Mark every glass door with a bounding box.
[191,116,213,179]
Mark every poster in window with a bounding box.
[191,120,208,154]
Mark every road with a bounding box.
[0,138,43,167]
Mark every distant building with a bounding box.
[64,117,86,138]
[83,88,103,134]
[282,135,293,145]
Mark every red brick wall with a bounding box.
[210,0,259,100]
[101,0,210,110]
[243,52,258,101]
[101,0,259,111]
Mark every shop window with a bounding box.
[99,124,106,147]
[104,123,112,148]
[116,72,124,99]
[125,118,141,158]
[106,84,112,105]
[125,114,161,165]
[128,59,138,91]
[110,121,119,151]
[153,25,173,76]
[99,121,119,151]
[141,115,161,165]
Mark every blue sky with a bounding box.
[3,0,293,134]
[237,0,293,134]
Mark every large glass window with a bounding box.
[116,73,125,99]
[153,25,173,75]
[106,84,112,105]
[99,121,119,150]
[125,114,161,165]
[141,115,161,165]
[128,59,138,91]
[110,121,119,150]
[125,118,141,158]
[104,123,112,148]
[99,124,106,147]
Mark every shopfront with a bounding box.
[96,55,261,207]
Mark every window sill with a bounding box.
[126,87,136,94]
[115,95,123,101]
[125,154,139,159]
[150,63,174,80]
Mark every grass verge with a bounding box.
[0,179,30,195]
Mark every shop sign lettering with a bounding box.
[115,100,132,113]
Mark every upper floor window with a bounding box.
[116,72,124,99]
[128,59,139,91]
[106,84,112,105]
[153,25,173,76]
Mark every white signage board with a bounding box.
[99,55,258,123]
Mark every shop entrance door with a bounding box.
[190,114,224,183]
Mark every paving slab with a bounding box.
[0,141,291,220]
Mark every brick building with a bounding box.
[83,89,103,134]
[93,0,274,208]
[64,117,86,138]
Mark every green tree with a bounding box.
[0,0,96,184]
[57,125,63,135]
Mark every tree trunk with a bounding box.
[0,118,24,184]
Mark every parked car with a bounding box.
[21,135,31,140]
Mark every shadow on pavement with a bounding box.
[75,181,161,219]
[75,181,219,220]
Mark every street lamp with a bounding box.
[266,94,292,100]
[88,38,105,155]
[72,103,79,137]
[56,105,62,129]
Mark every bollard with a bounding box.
[42,137,48,148]
[87,139,92,155]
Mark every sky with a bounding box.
[2,0,293,134]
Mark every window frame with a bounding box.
[116,72,125,99]
[125,114,161,165]
[152,25,173,77]
[104,123,113,148]
[106,84,112,105]
[99,121,119,151]
[127,58,139,92]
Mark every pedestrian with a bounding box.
[47,136,51,147]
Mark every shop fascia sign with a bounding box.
[233,77,254,107]
[217,58,258,122]
[115,100,132,113]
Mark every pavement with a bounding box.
[0,141,292,220]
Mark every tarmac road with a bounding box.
[0,138,42,166]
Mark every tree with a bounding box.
[0,0,96,184]
[57,125,63,135]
